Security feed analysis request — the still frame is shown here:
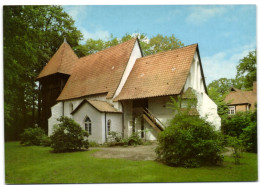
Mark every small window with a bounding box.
[228,106,236,115]
[69,103,73,112]
[107,119,111,134]
[84,116,92,135]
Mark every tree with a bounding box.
[207,76,248,116]
[76,33,184,57]
[236,50,256,89]
[4,5,82,140]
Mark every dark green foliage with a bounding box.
[20,127,46,146]
[226,136,243,164]
[109,131,122,142]
[106,131,143,147]
[76,33,184,57]
[239,121,257,153]
[50,117,89,152]
[222,109,257,153]
[221,111,252,138]
[236,50,256,89]
[40,135,51,147]
[88,141,99,147]
[156,115,224,167]
[127,132,143,146]
[4,6,82,140]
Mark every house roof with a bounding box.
[71,99,122,114]
[225,87,257,109]
[57,38,137,101]
[37,42,79,80]
[114,44,198,101]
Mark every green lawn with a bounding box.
[5,142,258,183]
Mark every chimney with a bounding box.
[253,81,257,93]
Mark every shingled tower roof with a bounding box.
[37,40,79,80]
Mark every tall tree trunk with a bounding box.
[37,83,42,126]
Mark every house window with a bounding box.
[107,119,111,134]
[228,106,236,115]
[69,103,73,113]
[84,116,92,135]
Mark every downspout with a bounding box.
[121,101,124,138]
[105,112,107,142]
[62,101,64,116]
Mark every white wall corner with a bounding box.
[48,102,63,136]
[113,40,142,99]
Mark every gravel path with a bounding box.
[91,144,157,161]
[90,144,232,161]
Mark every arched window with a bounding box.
[69,103,73,112]
[107,119,111,134]
[84,116,92,135]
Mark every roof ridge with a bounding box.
[137,43,198,60]
[57,42,66,73]
[79,37,137,61]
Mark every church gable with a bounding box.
[57,38,139,101]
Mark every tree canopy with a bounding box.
[236,50,256,89]
[4,5,82,140]
[75,33,184,57]
[207,50,256,116]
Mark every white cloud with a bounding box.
[202,42,255,85]
[63,6,89,20]
[80,28,110,42]
[186,6,227,25]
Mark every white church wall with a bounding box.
[196,92,221,130]
[184,51,205,93]
[106,113,123,136]
[113,40,142,99]
[48,102,63,136]
[183,51,221,130]
[148,96,174,124]
[122,100,133,138]
[72,102,104,144]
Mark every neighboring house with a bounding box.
[225,82,257,115]
[37,37,221,144]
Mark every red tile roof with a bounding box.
[225,87,257,109]
[114,44,198,101]
[37,42,79,79]
[87,100,122,113]
[57,38,137,101]
[71,99,122,114]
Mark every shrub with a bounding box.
[89,141,99,147]
[106,131,143,147]
[108,131,122,142]
[50,116,89,152]
[127,132,143,146]
[156,115,224,168]
[222,109,257,153]
[40,135,51,147]
[239,121,257,153]
[226,136,243,164]
[20,127,46,146]
[221,111,252,137]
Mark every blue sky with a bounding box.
[63,5,256,85]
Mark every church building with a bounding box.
[37,37,221,144]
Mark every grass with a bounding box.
[5,142,258,183]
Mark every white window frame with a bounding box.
[84,116,92,135]
[107,119,111,134]
[228,106,236,115]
